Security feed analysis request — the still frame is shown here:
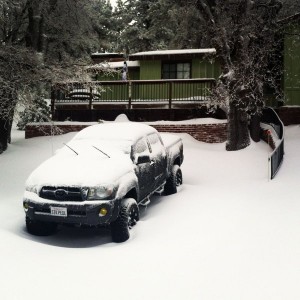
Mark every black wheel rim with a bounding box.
[128,206,139,228]
[175,170,182,186]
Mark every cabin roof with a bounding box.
[91,52,124,58]
[129,48,216,60]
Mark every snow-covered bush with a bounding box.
[17,97,51,130]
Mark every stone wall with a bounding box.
[25,123,97,139]
[150,123,227,143]
[25,122,228,143]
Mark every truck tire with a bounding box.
[164,165,182,195]
[111,198,139,243]
[26,217,57,236]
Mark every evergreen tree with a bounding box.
[113,0,175,53]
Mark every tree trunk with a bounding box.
[0,119,10,154]
[226,102,250,151]
[250,113,261,142]
[25,1,44,52]
[0,89,15,153]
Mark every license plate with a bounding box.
[50,206,67,217]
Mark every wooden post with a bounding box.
[168,81,172,109]
[128,81,132,110]
[89,87,93,121]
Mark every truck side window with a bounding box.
[147,133,163,154]
[132,138,150,162]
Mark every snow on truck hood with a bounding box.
[26,140,134,188]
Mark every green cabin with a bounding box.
[52,49,219,121]
[129,49,219,80]
[93,49,219,81]
[89,49,219,104]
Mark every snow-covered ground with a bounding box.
[1,125,300,300]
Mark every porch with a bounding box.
[51,78,219,121]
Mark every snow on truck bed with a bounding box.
[160,132,182,148]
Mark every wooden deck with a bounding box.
[51,78,216,121]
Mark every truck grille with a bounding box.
[40,186,87,202]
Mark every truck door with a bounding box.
[147,133,168,190]
[132,137,155,200]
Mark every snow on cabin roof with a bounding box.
[129,48,216,60]
[107,61,140,69]
[73,122,156,143]
[87,61,140,72]
[132,49,216,56]
[91,52,124,57]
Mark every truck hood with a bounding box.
[26,148,134,188]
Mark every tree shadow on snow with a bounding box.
[18,223,113,248]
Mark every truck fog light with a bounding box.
[99,207,108,217]
[23,202,29,212]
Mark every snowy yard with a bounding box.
[1,125,300,300]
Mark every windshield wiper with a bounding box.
[63,143,78,155]
[92,145,110,158]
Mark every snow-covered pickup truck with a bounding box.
[23,122,183,242]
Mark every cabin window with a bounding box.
[162,62,191,79]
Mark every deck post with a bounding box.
[89,87,93,120]
[128,81,132,109]
[168,81,172,109]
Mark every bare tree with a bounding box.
[168,0,284,150]
[152,0,297,150]
[114,0,292,150]
[202,0,283,150]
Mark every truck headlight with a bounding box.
[88,185,115,200]
[25,185,38,194]
[23,202,29,212]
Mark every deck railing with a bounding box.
[52,78,216,110]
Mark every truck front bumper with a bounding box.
[23,193,120,226]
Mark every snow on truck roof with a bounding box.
[73,122,156,142]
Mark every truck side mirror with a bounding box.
[137,154,151,165]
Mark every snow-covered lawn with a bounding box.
[1,125,300,300]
